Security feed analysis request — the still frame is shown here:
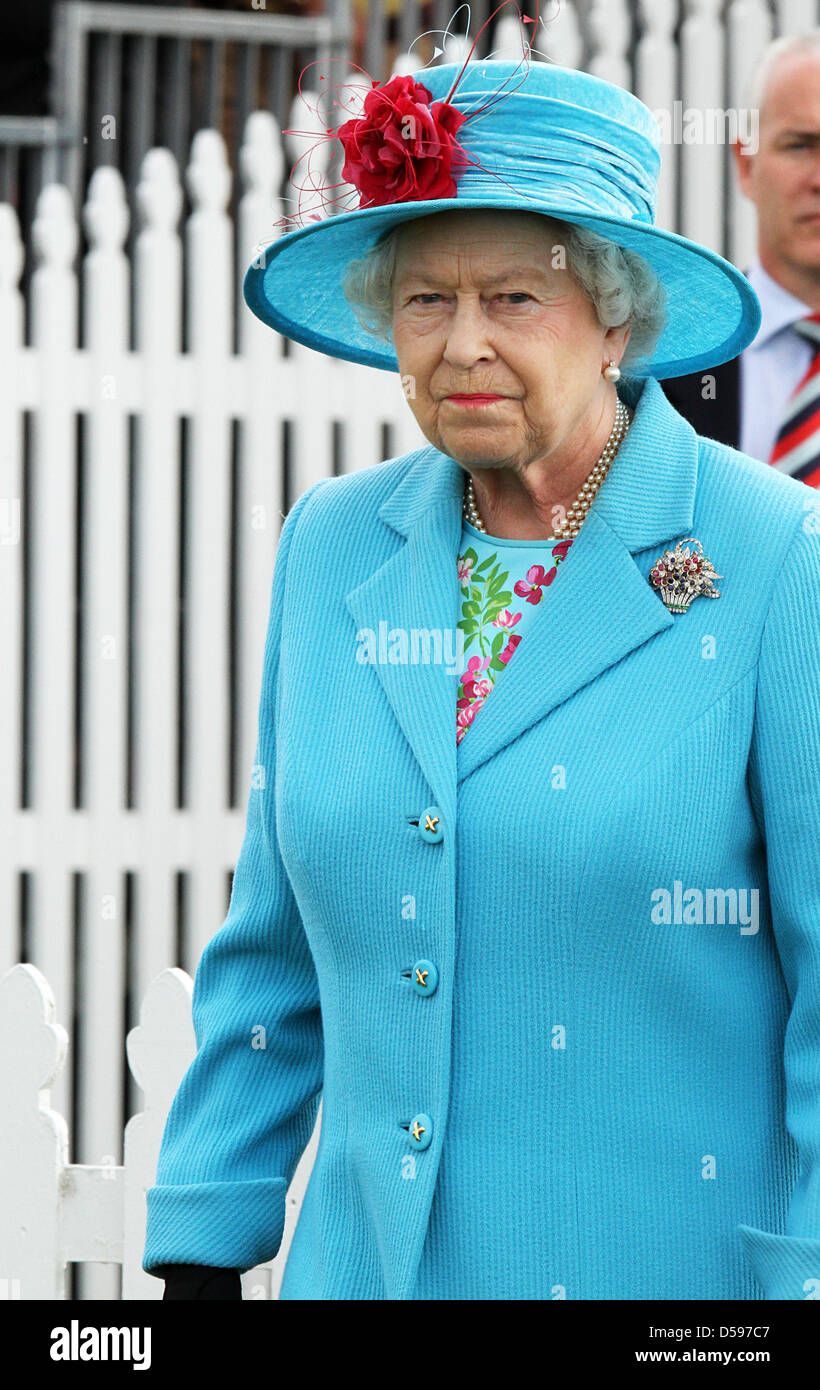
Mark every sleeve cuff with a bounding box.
[143,1176,287,1277]
[738,1224,820,1300]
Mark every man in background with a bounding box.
[661,32,820,487]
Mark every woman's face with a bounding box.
[391,209,630,472]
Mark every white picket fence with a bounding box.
[1,4,818,1298]
[0,961,319,1299]
[0,80,425,1301]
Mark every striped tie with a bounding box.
[768,313,820,487]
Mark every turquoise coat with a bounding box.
[143,376,820,1299]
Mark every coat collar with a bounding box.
[344,377,698,814]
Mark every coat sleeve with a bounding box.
[738,507,820,1300]
[143,479,328,1278]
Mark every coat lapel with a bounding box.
[345,377,700,800]
[344,454,464,825]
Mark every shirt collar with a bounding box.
[747,257,815,350]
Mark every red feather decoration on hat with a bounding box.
[269,2,544,231]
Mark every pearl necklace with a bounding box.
[462,398,632,540]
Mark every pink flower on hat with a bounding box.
[337,74,469,208]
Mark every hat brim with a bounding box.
[243,196,761,380]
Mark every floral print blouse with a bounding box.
[456,519,573,745]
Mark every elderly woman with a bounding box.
[144,60,820,1300]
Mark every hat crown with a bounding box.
[242,57,762,380]
[420,59,661,140]
[413,60,661,226]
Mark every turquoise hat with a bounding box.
[243,60,761,380]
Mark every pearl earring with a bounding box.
[603,362,621,382]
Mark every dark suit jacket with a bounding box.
[659,355,740,450]
[660,262,752,449]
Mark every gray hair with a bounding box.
[341,214,667,372]
[744,30,820,113]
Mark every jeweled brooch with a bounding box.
[648,537,722,614]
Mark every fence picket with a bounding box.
[28,185,80,1137]
[680,0,726,251]
[636,0,679,236]
[588,0,631,88]
[541,1,584,69]
[0,964,70,1299]
[726,1,775,272]
[237,111,289,809]
[78,165,132,1300]
[133,149,185,1013]
[0,206,25,981]
[185,131,236,970]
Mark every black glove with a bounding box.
[162,1265,242,1300]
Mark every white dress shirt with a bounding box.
[740,259,816,463]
